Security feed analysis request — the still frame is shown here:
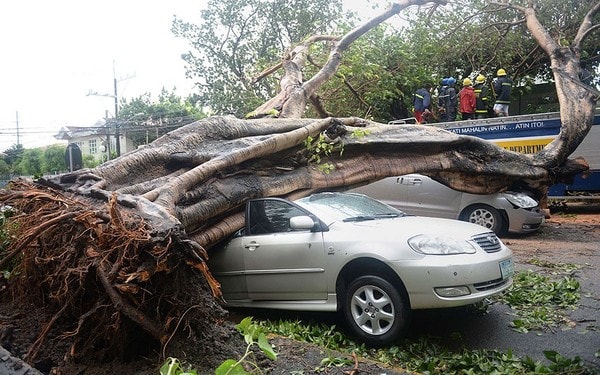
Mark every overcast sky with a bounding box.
[0,1,386,153]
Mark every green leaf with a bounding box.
[214,359,250,375]
[258,333,277,360]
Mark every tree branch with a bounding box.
[573,1,600,50]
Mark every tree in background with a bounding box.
[403,0,599,94]
[43,144,67,174]
[1,144,24,174]
[172,0,349,118]
[118,88,205,147]
[15,148,43,177]
[175,0,598,121]
[308,23,435,122]
[0,159,10,176]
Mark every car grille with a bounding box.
[471,232,502,253]
[474,277,509,291]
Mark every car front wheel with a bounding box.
[461,204,507,235]
[343,276,408,347]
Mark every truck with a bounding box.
[392,110,600,199]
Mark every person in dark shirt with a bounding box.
[413,83,432,124]
[493,68,512,117]
[445,77,458,121]
[473,74,489,119]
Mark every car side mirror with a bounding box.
[289,215,316,231]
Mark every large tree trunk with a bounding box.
[0,0,598,370]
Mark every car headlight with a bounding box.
[408,234,477,255]
[502,191,538,208]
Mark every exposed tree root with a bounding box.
[0,181,232,367]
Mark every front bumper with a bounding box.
[391,250,513,309]
[506,206,545,234]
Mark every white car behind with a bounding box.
[351,174,545,235]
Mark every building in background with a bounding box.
[54,119,134,163]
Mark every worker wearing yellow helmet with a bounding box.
[474,74,490,119]
[459,77,477,120]
[493,68,512,116]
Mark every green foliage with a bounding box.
[214,317,277,375]
[0,206,17,278]
[526,258,581,274]
[495,263,580,333]
[83,154,101,169]
[118,89,205,147]
[158,318,276,375]
[1,144,66,176]
[173,0,598,120]
[404,0,599,95]
[1,144,24,168]
[43,144,67,173]
[160,357,198,375]
[263,319,358,349]
[543,350,587,374]
[489,259,583,334]
[315,354,353,372]
[172,0,350,117]
[304,134,340,174]
[260,318,592,374]
[318,23,435,122]
[16,148,43,176]
[350,129,370,139]
[0,159,11,176]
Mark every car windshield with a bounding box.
[296,192,406,222]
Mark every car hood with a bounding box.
[334,215,491,240]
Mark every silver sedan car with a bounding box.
[351,174,545,235]
[209,192,514,346]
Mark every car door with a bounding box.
[349,176,408,208]
[398,174,461,218]
[243,199,327,301]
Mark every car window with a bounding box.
[297,193,404,222]
[247,200,307,235]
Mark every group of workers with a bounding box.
[413,69,512,124]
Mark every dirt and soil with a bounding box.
[1,203,599,375]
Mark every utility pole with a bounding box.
[113,65,120,157]
[87,61,134,158]
[15,111,20,146]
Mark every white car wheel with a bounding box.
[462,204,506,235]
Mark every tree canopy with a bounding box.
[174,0,599,122]
[172,0,350,118]
[117,89,206,148]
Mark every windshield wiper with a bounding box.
[343,213,402,222]
[343,215,376,222]
[374,213,401,218]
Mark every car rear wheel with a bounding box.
[343,276,408,347]
[460,204,507,235]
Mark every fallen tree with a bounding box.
[0,0,598,371]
